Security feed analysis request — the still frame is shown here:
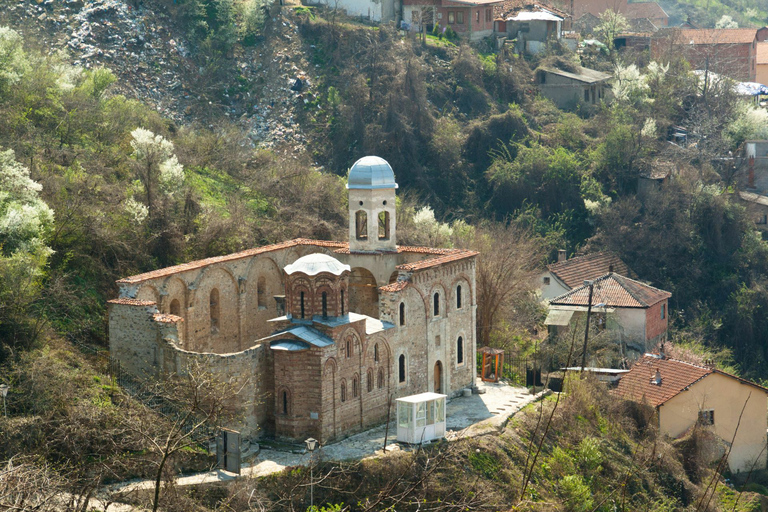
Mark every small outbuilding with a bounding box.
[535,65,612,110]
[397,392,447,444]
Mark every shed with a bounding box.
[396,392,447,444]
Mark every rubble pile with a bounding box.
[3,0,314,150]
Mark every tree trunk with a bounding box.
[153,450,171,512]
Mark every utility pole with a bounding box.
[580,280,594,375]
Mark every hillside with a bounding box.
[2,0,768,509]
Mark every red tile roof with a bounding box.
[379,280,410,293]
[395,250,479,271]
[624,1,667,20]
[117,239,470,285]
[615,355,768,407]
[662,28,759,45]
[107,298,157,306]
[550,273,671,308]
[615,355,712,407]
[547,252,631,289]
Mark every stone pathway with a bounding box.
[106,379,546,501]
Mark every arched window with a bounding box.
[456,285,462,309]
[340,289,345,315]
[378,368,385,389]
[433,292,440,317]
[399,354,406,383]
[367,369,374,392]
[345,338,352,358]
[353,375,358,398]
[210,288,220,331]
[399,302,405,326]
[374,343,379,362]
[282,390,289,415]
[170,298,180,316]
[355,210,368,240]
[378,211,390,240]
[300,291,305,319]
[457,336,464,365]
[341,380,347,402]
[257,276,267,308]
[322,291,328,318]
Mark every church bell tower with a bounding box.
[347,156,398,253]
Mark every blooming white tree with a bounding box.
[0,27,29,91]
[130,128,185,220]
[0,149,54,352]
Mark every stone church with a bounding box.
[108,156,478,443]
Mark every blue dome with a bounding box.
[347,156,398,190]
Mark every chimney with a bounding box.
[558,249,567,262]
[608,264,614,273]
[652,369,662,386]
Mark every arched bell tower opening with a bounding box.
[347,156,398,253]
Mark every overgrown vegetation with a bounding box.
[2,0,768,507]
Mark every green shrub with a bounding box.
[575,436,603,473]
[558,474,594,512]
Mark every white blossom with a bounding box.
[641,118,658,139]
[124,196,149,224]
[130,128,175,162]
[159,155,185,192]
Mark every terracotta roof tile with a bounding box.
[379,280,410,292]
[153,313,184,323]
[624,1,667,20]
[547,252,632,289]
[118,239,473,285]
[395,250,479,271]
[107,298,157,306]
[117,238,346,284]
[550,273,671,308]
[660,28,759,45]
[616,355,768,408]
[615,355,712,407]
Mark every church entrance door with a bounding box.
[434,361,443,393]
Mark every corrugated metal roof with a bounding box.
[538,66,612,84]
[510,11,562,21]
[544,309,574,326]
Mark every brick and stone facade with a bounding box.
[108,156,478,443]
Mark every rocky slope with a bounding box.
[2,0,314,150]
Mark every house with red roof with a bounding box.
[546,272,671,355]
[546,0,668,32]
[651,27,768,82]
[402,0,502,41]
[616,354,768,473]
[540,251,632,301]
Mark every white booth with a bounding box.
[396,392,447,444]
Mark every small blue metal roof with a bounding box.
[282,325,335,347]
[271,339,311,351]
[347,156,398,190]
[312,312,395,334]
